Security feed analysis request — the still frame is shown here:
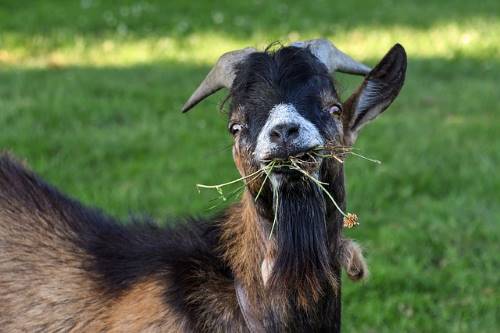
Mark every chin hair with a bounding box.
[267,176,336,308]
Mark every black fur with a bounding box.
[226,46,348,331]
[268,178,331,296]
[266,178,339,331]
[229,46,338,150]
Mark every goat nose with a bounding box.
[269,123,300,144]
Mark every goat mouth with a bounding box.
[262,151,322,176]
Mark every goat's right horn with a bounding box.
[181,47,256,113]
[291,39,371,75]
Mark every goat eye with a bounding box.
[327,104,342,115]
[229,123,243,135]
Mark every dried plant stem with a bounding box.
[314,143,381,165]
[289,159,359,229]
[197,143,373,229]
[346,151,381,164]
[255,160,275,202]
[268,185,279,240]
[196,167,266,192]
[197,165,270,208]
[314,152,344,163]
[207,183,246,209]
[289,160,345,216]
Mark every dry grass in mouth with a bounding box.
[312,143,382,165]
[197,145,380,235]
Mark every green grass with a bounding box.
[0,1,499,331]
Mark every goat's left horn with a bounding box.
[181,47,256,113]
[291,39,371,75]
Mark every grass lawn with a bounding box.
[0,1,498,331]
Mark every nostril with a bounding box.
[270,129,282,142]
[287,125,299,139]
[269,123,300,144]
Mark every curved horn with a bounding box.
[291,39,371,75]
[181,47,256,113]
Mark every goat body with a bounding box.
[0,155,364,332]
[0,40,406,331]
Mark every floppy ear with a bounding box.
[342,44,407,145]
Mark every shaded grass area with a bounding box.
[0,62,236,216]
[1,0,499,38]
[1,1,499,67]
[0,1,499,332]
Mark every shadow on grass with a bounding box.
[1,0,499,41]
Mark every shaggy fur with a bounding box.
[0,155,364,331]
[0,42,406,332]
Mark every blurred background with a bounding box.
[0,1,498,331]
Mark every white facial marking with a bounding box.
[254,103,323,161]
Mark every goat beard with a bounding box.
[266,177,337,309]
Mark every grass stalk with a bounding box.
[268,185,279,239]
[197,144,372,228]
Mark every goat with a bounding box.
[0,39,406,332]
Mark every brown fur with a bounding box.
[0,171,103,331]
[0,115,367,332]
[0,152,366,332]
[0,155,185,332]
[107,279,183,332]
[219,189,367,326]
[220,192,266,291]
[339,238,368,281]
[183,266,246,332]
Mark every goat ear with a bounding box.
[342,44,407,145]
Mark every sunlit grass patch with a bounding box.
[1,18,498,68]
